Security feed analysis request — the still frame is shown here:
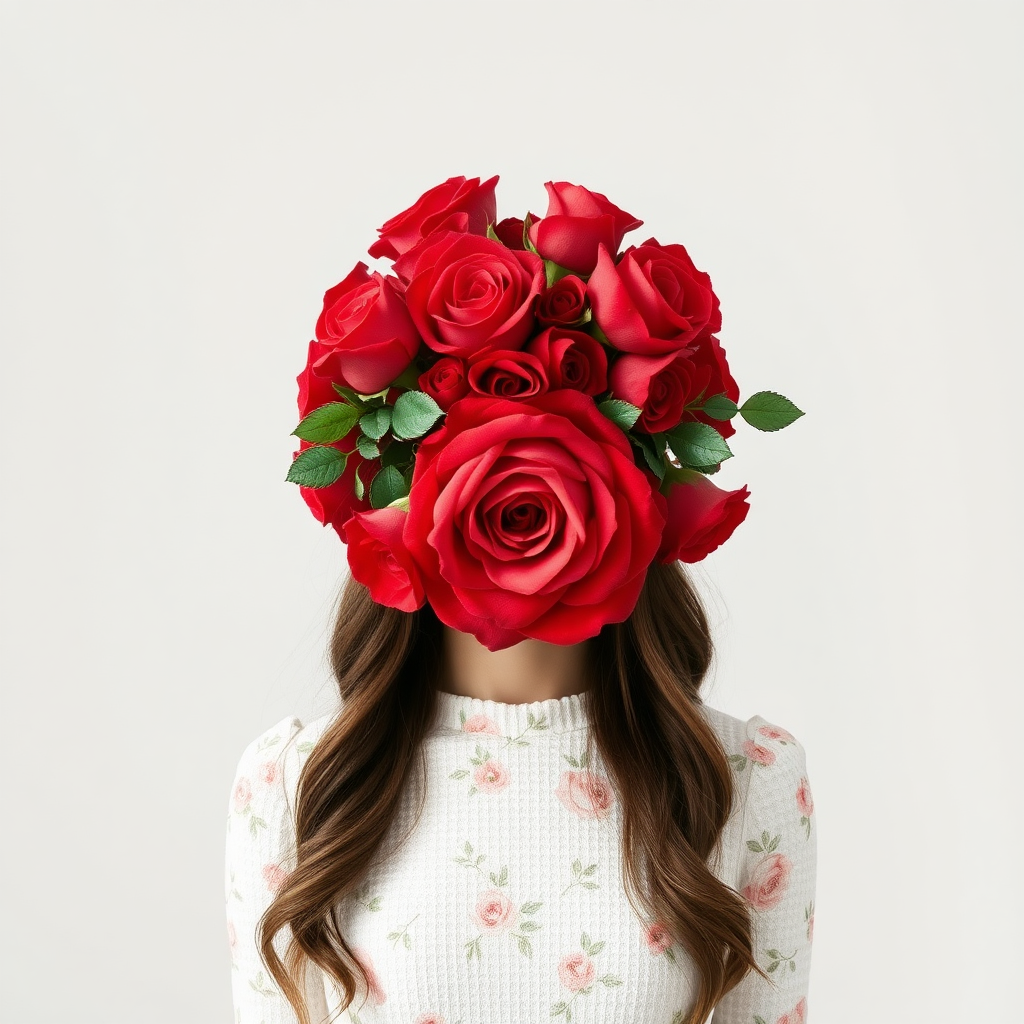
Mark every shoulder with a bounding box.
[701,703,809,775]
[700,703,812,828]
[229,712,334,819]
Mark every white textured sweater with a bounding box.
[225,690,816,1024]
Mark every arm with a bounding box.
[224,716,331,1024]
[711,716,817,1024]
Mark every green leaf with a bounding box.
[359,406,392,440]
[746,840,763,852]
[522,212,539,255]
[387,494,410,511]
[738,390,804,431]
[544,259,573,289]
[766,960,779,973]
[381,438,415,469]
[285,445,347,488]
[598,399,642,431]
[352,462,366,501]
[369,465,408,508]
[664,421,733,468]
[391,390,444,440]
[331,382,369,409]
[291,401,361,444]
[486,221,502,243]
[700,393,739,421]
[356,434,380,459]
[589,321,612,346]
[631,432,667,478]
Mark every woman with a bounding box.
[225,176,814,1024]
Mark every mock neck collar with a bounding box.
[430,687,592,737]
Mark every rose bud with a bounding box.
[368,175,498,261]
[342,508,426,613]
[418,356,470,411]
[535,275,589,327]
[656,469,751,564]
[525,328,607,396]
[527,181,642,275]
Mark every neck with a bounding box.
[438,625,593,703]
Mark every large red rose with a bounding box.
[342,508,426,613]
[401,231,544,357]
[587,239,721,356]
[367,175,498,261]
[525,328,608,396]
[402,390,666,650]
[527,182,642,275]
[313,263,421,394]
[656,469,750,564]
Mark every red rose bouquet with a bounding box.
[287,176,803,650]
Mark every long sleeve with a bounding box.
[711,716,817,1024]
[224,715,331,1024]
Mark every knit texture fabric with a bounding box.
[225,691,816,1024]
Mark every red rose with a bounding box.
[367,174,498,261]
[402,231,544,357]
[402,390,666,650]
[467,348,548,399]
[292,434,377,536]
[492,216,529,251]
[656,469,750,564]
[687,332,740,440]
[587,238,721,356]
[609,350,702,434]
[418,356,470,411]
[535,275,589,327]
[527,182,642,275]
[297,340,344,416]
[525,328,608,396]
[341,508,426,613]
[295,340,377,530]
[313,263,421,394]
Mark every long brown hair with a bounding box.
[258,559,765,1023]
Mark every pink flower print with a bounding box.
[742,853,793,910]
[758,724,795,743]
[557,951,596,992]
[644,921,674,955]
[262,862,290,893]
[226,918,238,961]
[413,1016,445,1024]
[463,713,502,735]
[555,770,616,819]
[796,776,814,817]
[742,740,776,766]
[473,758,510,793]
[352,946,387,1005]
[775,997,807,1024]
[258,760,278,785]
[472,888,517,933]
[233,777,252,812]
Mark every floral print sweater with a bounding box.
[225,690,816,1024]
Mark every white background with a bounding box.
[2,3,1021,1022]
